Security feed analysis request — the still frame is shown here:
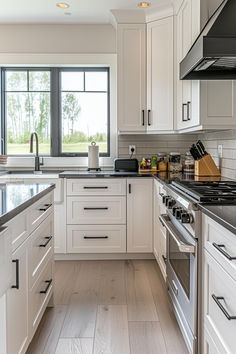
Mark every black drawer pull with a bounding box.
[129,184,131,194]
[12,259,19,289]
[84,236,109,239]
[142,110,145,126]
[83,186,108,189]
[39,203,52,212]
[212,294,236,320]
[148,110,151,126]
[84,207,108,210]
[187,101,191,120]
[40,279,53,294]
[212,243,236,260]
[162,255,167,263]
[39,236,53,247]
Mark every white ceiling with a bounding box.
[0,0,171,24]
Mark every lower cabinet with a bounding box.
[6,242,28,354]
[127,178,153,253]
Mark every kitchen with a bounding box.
[0,0,236,353]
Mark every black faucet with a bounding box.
[30,132,43,172]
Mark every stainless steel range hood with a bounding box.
[180,0,236,80]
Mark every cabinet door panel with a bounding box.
[147,17,173,131]
[118,24,146,132]
[127,179,153,253]
[7,243,28,354]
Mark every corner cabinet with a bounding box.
[147,17,174,132]
[176,0,236,132]
[127,178,153,253]
[117,24,146,133]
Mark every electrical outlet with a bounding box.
[218,144,223,158]
[129,145,136,155]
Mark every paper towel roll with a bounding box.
[88,141,99,170]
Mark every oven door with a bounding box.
[159,214,198,352]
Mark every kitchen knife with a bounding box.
[190,145,201,160]
[195,142,204,158]
[190,147,198,160]
[196,140,208,156]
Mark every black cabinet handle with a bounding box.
[84,236,109,239]
[39,236,53,247]
[148,110,151,126]
[129,184,131,194]
[40,279,53,294]
[212,294,236,320]
[142,110,145,126]
[83,186,108,189]
[187,101,191,120]
[162,255,167,263]
[182,103,188,121]
[212,243,236,260]
[84,207,108,210]
[39,203,52,212]
[12,259,19,289]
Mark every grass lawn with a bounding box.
[7,142,107,155]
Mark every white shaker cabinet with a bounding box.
[127,178,153,253]
[6,241,28,354]
[117,24,146,133]
[176,0,236,132]
[147,17,174,132]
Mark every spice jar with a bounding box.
[157,152,167,172]
[183,152,195,174]
[168,152,182,173]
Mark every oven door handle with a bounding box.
[159,214,195,253]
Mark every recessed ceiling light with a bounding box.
[56,2,69,9]
[138,2,150,8]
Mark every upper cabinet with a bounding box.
[117,18,174,134]
[117,24,146,133]
[147,17,174,132]
[175,0,236,132]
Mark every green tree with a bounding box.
[62,93,81,135]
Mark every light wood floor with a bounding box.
[26,260,188,354]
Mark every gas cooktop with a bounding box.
[171,180,236,203]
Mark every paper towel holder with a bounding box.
[88,141,101,172]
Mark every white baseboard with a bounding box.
[54,253,155,261]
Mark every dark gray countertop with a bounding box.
[199,204,236,235]
[0,183,55,226]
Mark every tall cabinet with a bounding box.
[117,17,174,133]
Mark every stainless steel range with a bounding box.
[160,179,236,354]
[159,184,200,354]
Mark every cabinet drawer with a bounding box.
[28,214,54,289]
[204,250,236,353]
[67,178,126,196]
[203,214,236,282]
[6,210,28,252]
[27,192,53,233]
[67,225,126,253]
[67,196,126,225]
[29,260,53,333]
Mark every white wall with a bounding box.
[0,24,116,54]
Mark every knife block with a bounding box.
[195,155,221,177]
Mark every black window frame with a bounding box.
[0,66,110,157]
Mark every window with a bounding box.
[3,69,51,155]
[1,67,110,157]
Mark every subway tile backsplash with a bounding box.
[118,134,197,162]
[199,130,236,180]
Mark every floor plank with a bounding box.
[60,261,101,338]
[129,322,167,354]
[26,305,67,354]
[125,260,159,321]
[143,260,188,354]
[98,260,126,305]
[93,305,130,354]
[54,261,80,305]
[55,338,93,354]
